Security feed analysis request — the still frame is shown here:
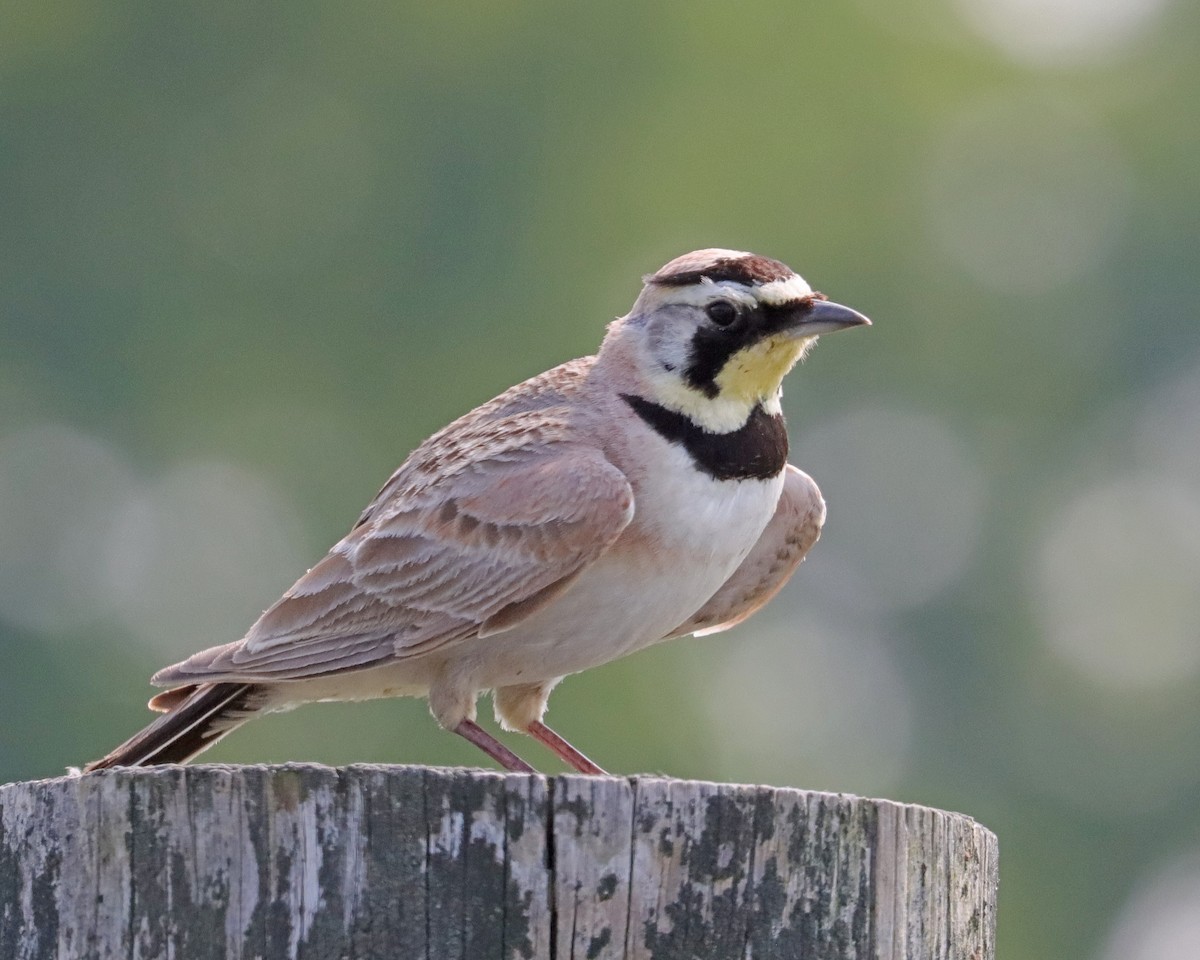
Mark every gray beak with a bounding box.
[792,300,871,335]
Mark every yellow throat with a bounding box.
[713,333,811,406]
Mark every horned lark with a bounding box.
[86,249,869,775]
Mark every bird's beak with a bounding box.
[789,299,872,335]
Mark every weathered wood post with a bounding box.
[0,764,996,959]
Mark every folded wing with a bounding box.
[153,443,634,685]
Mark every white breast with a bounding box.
[631,437,783,564]
[466,437,785,685]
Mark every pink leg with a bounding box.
[528,721,608,775]
[454,719,536,773]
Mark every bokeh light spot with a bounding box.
[797,405,985,609]
[1035,475,1200,689]
[955,0,1173,67]
[1137,358,1200,494]
[0,424,134,633]
[1099,851,1200,960]
[103,460,306,660]
[707,612,913,794]
[925,94,1132,293]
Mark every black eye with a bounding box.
[706,300,738,327]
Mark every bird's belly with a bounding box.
[470,472,784,684]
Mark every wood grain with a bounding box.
[0,765,996,959]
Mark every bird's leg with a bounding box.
[493,681,608,775]
[453,719,537,773]
[527,721,608,775]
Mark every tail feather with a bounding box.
[148,685,199,712]
[85,682,262,771]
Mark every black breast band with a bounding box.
[621,394,788,481]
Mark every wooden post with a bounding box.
[0,764,997,959]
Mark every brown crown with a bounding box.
[646,250,795,287]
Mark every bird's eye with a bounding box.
[706,300,738,327]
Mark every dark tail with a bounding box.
[84,682,263,771]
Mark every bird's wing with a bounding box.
[153,440,634,685]
[665,464,825,639]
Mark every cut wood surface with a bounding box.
[0,764,997,959]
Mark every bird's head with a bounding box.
[605,248,870,431]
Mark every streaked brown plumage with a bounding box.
[86,249,868,774]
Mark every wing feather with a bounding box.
[153,441,633,686]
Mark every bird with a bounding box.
[85,248,869,776]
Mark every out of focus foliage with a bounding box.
[3,2,1199,958]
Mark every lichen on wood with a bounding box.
[0,764,997,959]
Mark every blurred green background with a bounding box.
[3,1,1199,957]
